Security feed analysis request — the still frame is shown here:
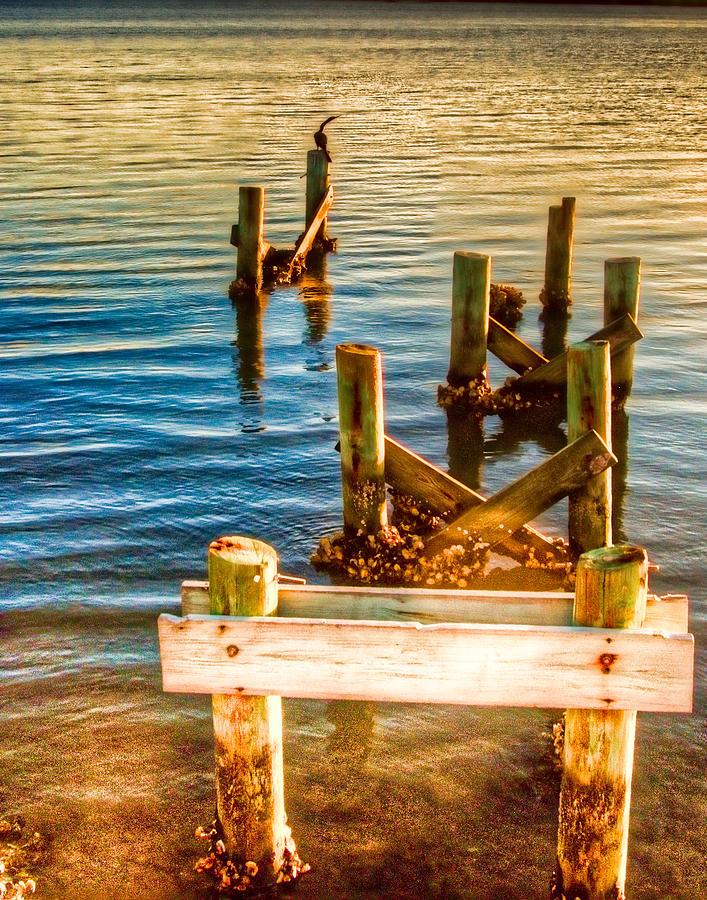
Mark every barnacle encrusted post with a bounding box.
[336,343,388,535]
[540,196,575,311]
[555,545,648,900]
[567,340,612,558]
[447,251,491,390]
[604,257,641,401]
[208,536,295,882]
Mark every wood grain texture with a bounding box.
[542,196,576,307]
[604,257,641,387]
[158,613,693,713]
[292,185,333,267]
[384,435,557,560]
[514,314,642,388]
[447,251,490,386]
[180,581,689,634]
[487,316,547,374]
[305,148,330,238]
[236,185,266,289]
[423,430,616,557]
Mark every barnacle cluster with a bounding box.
[0,819,43,900]
[195,822,310,896]
[311,493,490,588]
[437,372,564,417]
[490,282,526,328]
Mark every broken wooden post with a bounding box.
[336,343,387,534]
[556,544,648,900]
[423,429,616,557]
[234,186,267,294]
[447,252,491,387]
[540,196,576,311]
[306,149,330,241]
[567,341,612,557]
[208,536,291,877]
[604,257,640,394]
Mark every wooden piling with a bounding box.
[236,186,267,293]
[306,149,330,241]
[540,197,576,310]
[567,341,612,557]
[208,536,291,876]
[447,251,491,387]
[336,343,388,535]
[556,544,648,900]
[604,257,640,392]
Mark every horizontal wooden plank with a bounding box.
[384,435,557,560]
[180,581,688,633]
[158,614,693,713]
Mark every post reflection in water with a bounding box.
[445,408,485,492]
[539,307,570,362]
[492,404,567,459]
[299,252,333,371]
[231,295,267,433]
[611,407,630,544]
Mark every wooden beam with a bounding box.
[513,314,643,388]
[487,316,548,374]
[158,614,694,713]
[181,581,689,634]
[423,430,616,557]
[384,435,557,560]
[290,184,333,270]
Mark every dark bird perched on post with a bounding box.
[314,115,339,163]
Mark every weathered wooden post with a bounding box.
[604,257,640,394]
[306,149,330,242]
[336,343,387,535]
[234,185,266,294]
[567,341,612,557]
[208,536,292,878]
[447,251,491,387]
[540,196,576,311]
[555,544,648,900]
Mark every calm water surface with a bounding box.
[1,2,705,897]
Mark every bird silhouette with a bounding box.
[314,115,339,163]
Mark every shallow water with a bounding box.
[1,2,705,897]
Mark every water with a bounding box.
[1,2,705,897]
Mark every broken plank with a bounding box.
[290,184,333,269]
[513,314,643,388]
[487,316,548,374]
[423,429,617,557]
[158,613,694,713]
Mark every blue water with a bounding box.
[1,2,705,897]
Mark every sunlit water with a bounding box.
[1,2,705,898]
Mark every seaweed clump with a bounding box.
[0,818,45,899]
[311,493,490,589]
[194,821,310,897]
[490,282,526,329]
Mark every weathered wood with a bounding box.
[208,536,289,875]
[513,314,643,388]
[567,341,612,556]
[447,251,491,386]
[158,613,693,713]
[557,546,649,899]
[290,185,333,270]
[236,186,267,292]
[423,430,617,557]
[604,257,641,389]
[384,434,558,560]
[487,316,548,374]
[336,343,387,534]
[306,148,330,240]
[181,580,689,634]
[541,196,576,309]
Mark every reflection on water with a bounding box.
[445,408,485,492]
[611,408,631,545]
[300,252,333,371]
[539,307,570,362]
[231,296,267,433]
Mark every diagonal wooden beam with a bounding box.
[384,435,558,561]
[487,316,548,374]
[512,314,643,388]
[289,184,334,271]
[423,430,617,557]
